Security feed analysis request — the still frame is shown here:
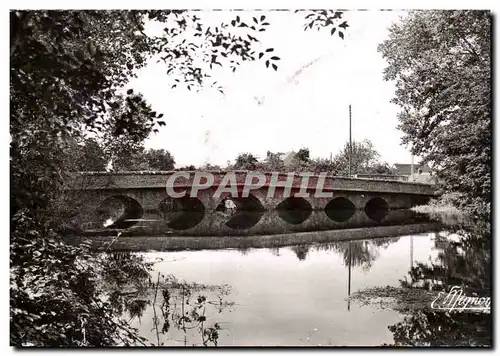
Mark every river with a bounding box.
[98,214,491,347]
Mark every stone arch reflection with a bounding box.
[324,197,356,222]
[215,194,265,230]
[276,197,312,225]
[159,196,205,230]
[364,197,389,222]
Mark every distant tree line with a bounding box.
[72,138,395,176]
[228,139,397,176]
[66,138,175,171]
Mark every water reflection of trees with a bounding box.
[288,237,400,270]
[99,252,233,346]
[387,310,491,346]
[401,223,491,295]
[387,220,491,346]
[102,252,152,325]
[291,245,311,261]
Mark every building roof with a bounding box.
[394,163,432,175]
[283,151,297,166]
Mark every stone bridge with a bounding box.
[66,171,436,235]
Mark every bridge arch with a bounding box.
[215,194,265,230]
[97,195,144,229]
[276,197,312,225]
[159,196,205,230]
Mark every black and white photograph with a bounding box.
[9,3,492,348]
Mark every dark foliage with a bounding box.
[378,11,491,218]
[10,10,348,346]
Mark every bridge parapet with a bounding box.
[67,171,436,197]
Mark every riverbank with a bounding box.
[411,200,468,226]
[411,203,461,215]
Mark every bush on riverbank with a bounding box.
[412,191,488,227]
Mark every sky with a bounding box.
[129,10,414,168]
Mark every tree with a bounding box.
[333,139,386,176]
[10,10,349,346]
[202,163,222,171]
[110,145,149,171]
[369,162,397,175]
[282,147,312,172]
[144,149,175,170]
[388,222,491,346]
[178,164,196,171]
[233,152,259,170]
[378,10,491,217]
[296,147,310,162]
[9,10,263,346]
[307,157,340,175]
[260,150,285,171]
[63,138,108,171]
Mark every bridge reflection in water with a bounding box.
[81,195,434,234]
[73,184,440,252]
[70,171,435,235]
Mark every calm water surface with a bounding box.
[125,231,466,346]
